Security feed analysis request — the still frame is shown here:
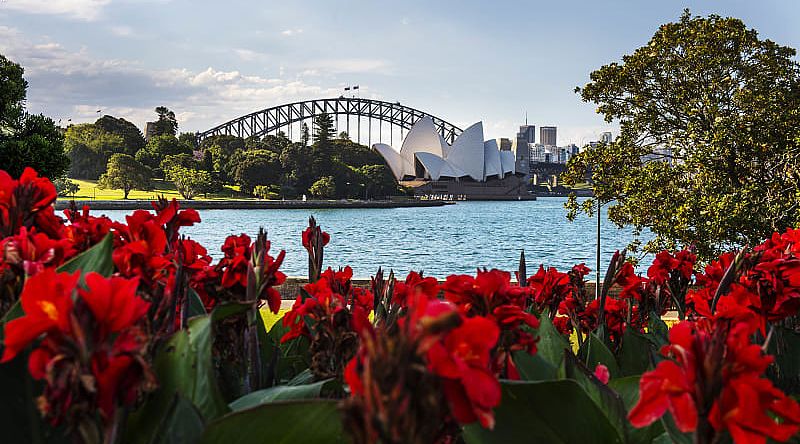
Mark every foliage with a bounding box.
[0,113,69,180]
[228,150,282,195]
[308,176,336,199]
[94,115,145,155]
[201,135,246,181]
[312,113,334,144]
[136,134,193,177]
[53,177,79,197]
[0,54,27,130]
[152,106,178,137]
[252,185,279,200]
[563,11,800,261]
[98,153,151,199]
[165,166,213,200]
[64,124,126,179]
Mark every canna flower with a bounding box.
[1,269,79,362]
[78,272,149,335]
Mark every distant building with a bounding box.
[517,125,536,144]
[600,131,613,144]
[540,126,557,146]
[144,122,158,141]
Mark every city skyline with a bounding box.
[1,0,799,145]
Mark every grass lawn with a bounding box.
[61,179,256,201]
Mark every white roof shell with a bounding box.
[374,117,516,182]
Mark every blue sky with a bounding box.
[1,0,799,145]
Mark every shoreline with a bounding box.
[55,199,456,210]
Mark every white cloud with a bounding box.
[2,0,113,21]
[109,25,134,37]
[0,26,343,132]
[280,28,303,37]
[303,58,393,75]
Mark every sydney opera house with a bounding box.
[373,117,532,200]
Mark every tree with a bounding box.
[229,149,282,194]
[562,11,800,260]
[165,166,212,200]
[98,154,151,199]
[94,115,145,155]
[64,123,125,179]
[152,106,178,136]
[53,177,79,197]
[201,135,245,180]
[308,176,336,199]
[355,164,398,199]
[301,123,310,147]
[338,131,350,141]
[135,134,193,176]
[0,54,69,179]
[312,113,334,144]
[160,153,198,174]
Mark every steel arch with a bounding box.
[196,97,462,145]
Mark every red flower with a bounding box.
[1,227,73,275]
[427,316,501,428]
[1,269,79,362]
[594,364,610,385]
[301,226,330,250]
[393,271,439,306]
[78,272,149,335]
[18,168,57,212]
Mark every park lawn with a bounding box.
[61,179,256,201]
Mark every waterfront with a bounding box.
[99,197,651,277]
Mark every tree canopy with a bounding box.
[152,106,178,136]
[64,124,125,179]
[98,154,151,199]
[562,10,800,260]
[0,54,69,179]
[94,115,145,155]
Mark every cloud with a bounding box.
[0,26,343,132]
[280,28,303,37]
[109,25,134,37]
[1,0,113,21]
[302,58,393,75]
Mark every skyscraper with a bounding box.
[517,125,536,144]
[600,131,613,144]
[540,126,557,146]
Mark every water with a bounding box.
[99,198,651,278]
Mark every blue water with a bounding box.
[99,198,651,278]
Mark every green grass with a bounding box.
[61,179,256,201]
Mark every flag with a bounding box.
[353,85,359,90]
[96,109,101,113]
[344,87,351,91]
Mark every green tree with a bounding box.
[135,134,193,176]
[94,115,145,155]
[308,176,336,199]
[152,106,178,136]
[562,11,800,260]
[165,166,211,200]
[0,54,69,179]
[98,153,151,199]
[229,149,282,194]
[64,123,125,179]
[301,123,310,147]
[356,164,398,199]
[53,177,79,197]
[312,113,334,144]
[160,153,198,174]
[201,135,245,180]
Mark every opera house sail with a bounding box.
[373,117,532,200]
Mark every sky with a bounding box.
[1,0,799,146]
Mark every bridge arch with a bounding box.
[196,97,463,146]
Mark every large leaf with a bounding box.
[512,351,558,381]
[767,326,800,395]
[463,380,623,443]
[150,394,205,444]
[228,379,331,411]
[563,352,629,441]
[578,333,621,378]
[618,327,655,377]
[200,400,347,444]
[266,319,311,383]
[57,233,114,278]
[534,311,571,368]
[186,288,207,318]
[609,376,665,444]
[125,303,250,444]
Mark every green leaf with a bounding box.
[150,394,206,444]
[125,303,250,444]
[619,327,655,377]
[647,314,670,350]
[512,351,558,381]
[578,333,620,378]
[56,233,114,278]
[228,379,331,411]
[563,352,628,441]
[187,288,207,318]
[609,376,665,444]
[462,380,624,444]
[200,400,347,444]
[767,326,800,395]
[534,311,571,368]
[266,319,310,383]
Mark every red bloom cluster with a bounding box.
[629,319,800,443]
[1,270,154,427]
[345,292,501,435]
[443,269,539,379]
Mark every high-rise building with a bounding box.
[600,131,613,144]
[144,122,158,141]
[540,126,557,146]
[517,125,536,144]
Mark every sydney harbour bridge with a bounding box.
[196,97,463,147]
